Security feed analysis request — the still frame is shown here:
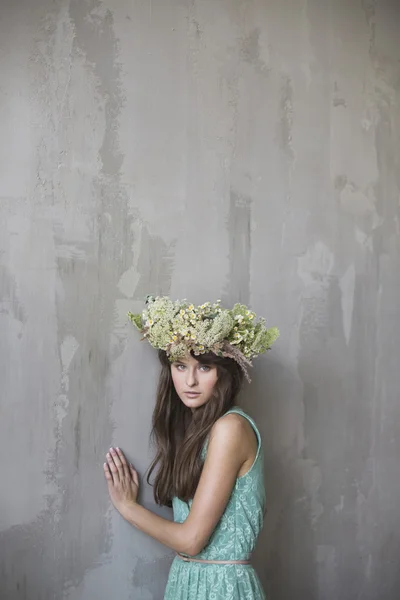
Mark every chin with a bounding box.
[179,395,209,409]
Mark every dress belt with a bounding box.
[176,553,251,565]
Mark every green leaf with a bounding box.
[128,312,143,330]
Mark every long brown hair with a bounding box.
[146,349,244,506]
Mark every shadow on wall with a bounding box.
[242,355,318,599]
[131,555,173,599]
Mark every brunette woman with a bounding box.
[104,296,279,599]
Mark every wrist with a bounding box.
[119,500,139,522]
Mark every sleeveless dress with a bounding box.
[164,407,267,600]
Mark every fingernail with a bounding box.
[110,447,115,453]
[116,447,120,452]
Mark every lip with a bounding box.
[184,391,201,397]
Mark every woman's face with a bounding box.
[171,354,218,410]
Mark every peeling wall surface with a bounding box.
[1,1,400,599]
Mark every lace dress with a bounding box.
[164,407,267,600]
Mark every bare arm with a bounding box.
[105,414,252,556]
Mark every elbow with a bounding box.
[180,531,208,557]
[184,542,204,557]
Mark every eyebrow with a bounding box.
[174,360,213,367]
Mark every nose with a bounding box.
[186,367,198,388]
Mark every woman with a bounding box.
[103,296,279,599]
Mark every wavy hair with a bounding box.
[146,349,244,505]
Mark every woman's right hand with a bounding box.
[104,447,140,516]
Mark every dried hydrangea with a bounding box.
[128,295,279,381]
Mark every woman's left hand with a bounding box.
[104,447,139,514]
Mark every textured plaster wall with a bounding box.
[1,1,400,599]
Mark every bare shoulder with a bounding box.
[209,412,256,453]
[202,413,258,481]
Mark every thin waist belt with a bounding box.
[177,553,251,565]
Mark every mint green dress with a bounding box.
[164,407,267,600]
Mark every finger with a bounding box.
[115,447,129,478]
[130,464,139,487]
[106,452,120,482]
[109,447,126,478]
[116,447,129,469]
[103,462,113,481]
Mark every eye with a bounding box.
[199,365,211,372]
[175,363,186,371]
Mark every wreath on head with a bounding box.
[128,295,279,382]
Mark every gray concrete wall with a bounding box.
[1,1,399,598]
